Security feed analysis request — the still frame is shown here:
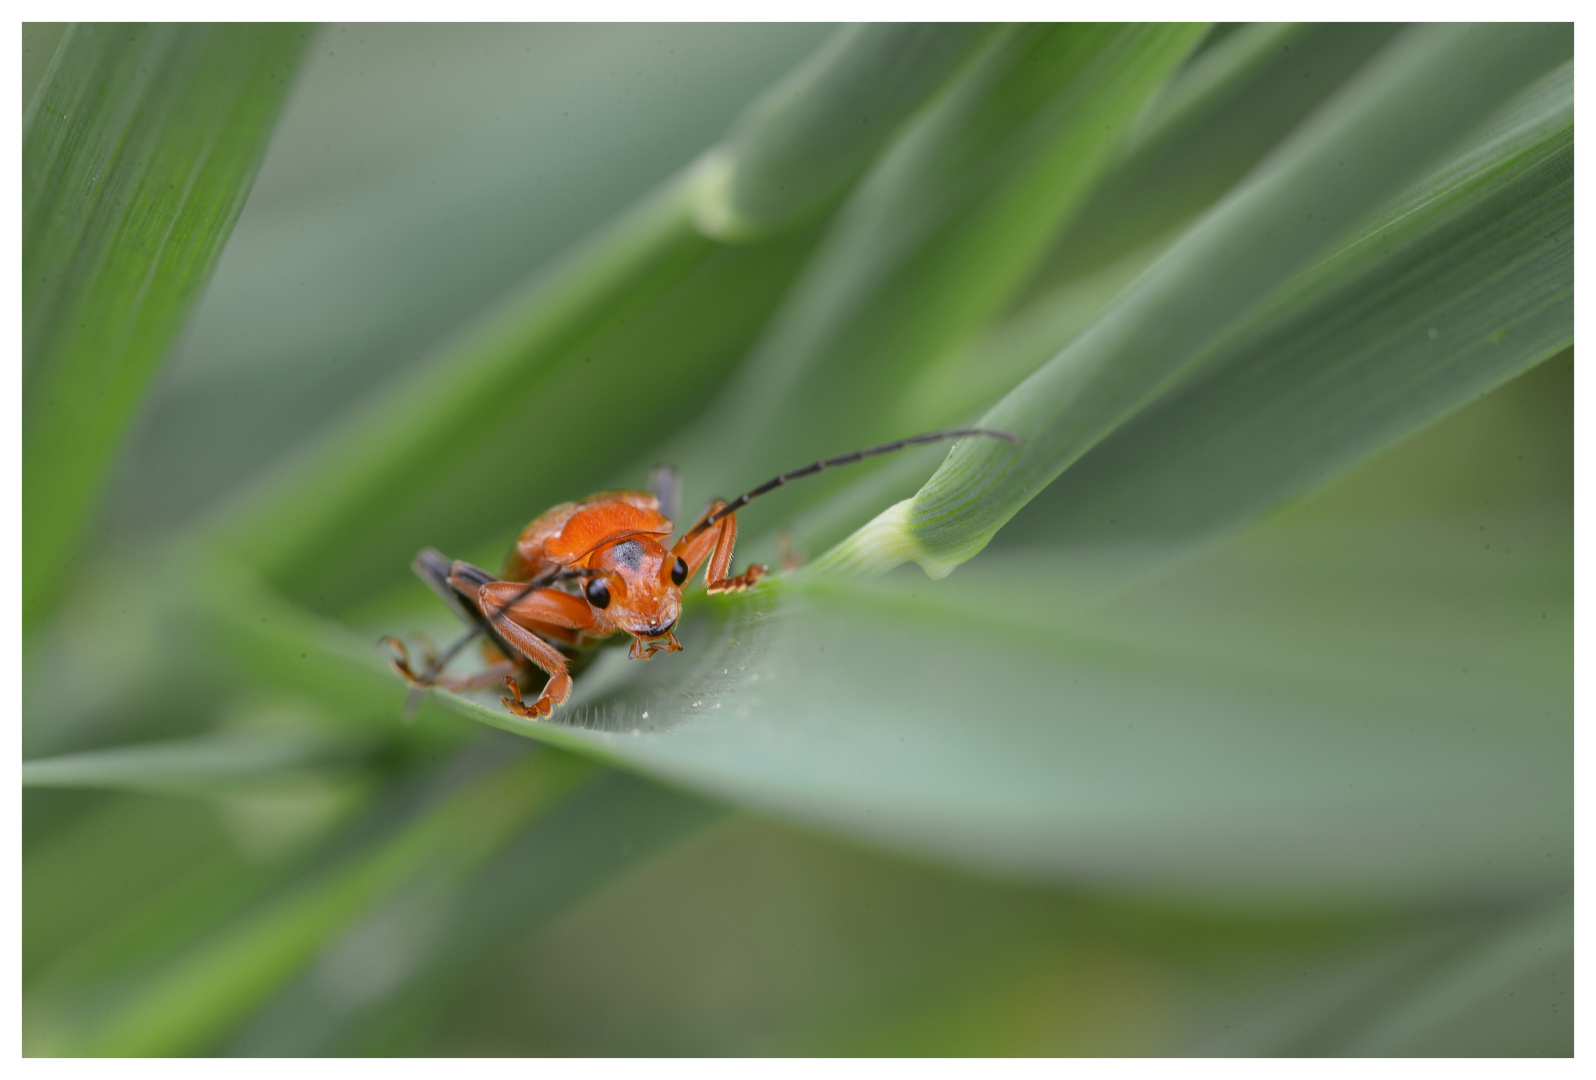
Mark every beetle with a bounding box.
[384,427,1017,719]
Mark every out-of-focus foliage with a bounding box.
[23,23,1571,1057]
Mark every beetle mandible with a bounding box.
[384,427,1017,719]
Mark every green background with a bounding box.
[23,24,1571,1056]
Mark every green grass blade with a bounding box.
[673,25,1207,513]
[1024,22,1402,287]
[697,24,995,239]
[23,23,311,627]
[982,61,1573,594]
[835,23,1568,578]
[21,734,366,795]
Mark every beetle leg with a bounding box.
[674,501,766,594]
[470,583,599,719]
[476,582,596,633]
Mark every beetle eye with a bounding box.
[584,577,611,608]
[671,557,688,585]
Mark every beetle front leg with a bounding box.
[675,501,767,594]
[470,617,571,719]
[473,582,598,718]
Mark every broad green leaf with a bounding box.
[37,748,595,1056]
[23,23,311,627]
[22,733,367,795]
[697,25,995,239]
[445,508,1565,905]
[432,504,1569,903]
[842,23,1568,577]
[21,23,68,105]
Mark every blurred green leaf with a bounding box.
[104,26,835,539]
[40,748,595,1056]
[22,733,368,795]
[202,178,714,602]
[861,23,1568,576]
[698,24,994,239]
[1022,22,1402,289]
[22,23,1573,1057]
[23,23,310,626]
[25,793,245,983]
[225,770,723,1054]
[404,811,1565,1056]
[1331,895,1571,1055]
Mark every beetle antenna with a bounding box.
[685,426,1018,538]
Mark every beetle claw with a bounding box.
[381,636,423,682]
[500,675,553,720]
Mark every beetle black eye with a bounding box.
[671,557,688,585]
[584,577,611,608]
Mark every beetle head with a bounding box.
[586,536,683,656]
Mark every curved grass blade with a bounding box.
[1023,22,1403,289]
[21,733,368,795]
[23,23,311,627]
[835,23,1568,578]
[697,24,995,240]
[673,25,1207,516]
[977,61,1573,598]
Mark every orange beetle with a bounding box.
[385,427,1016,719]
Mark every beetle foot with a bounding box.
[381,636,425,683]
[500,673,570,719]
[707,563,767,595]
[500,675,551,720]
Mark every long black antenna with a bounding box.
[685,426,1018,538]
